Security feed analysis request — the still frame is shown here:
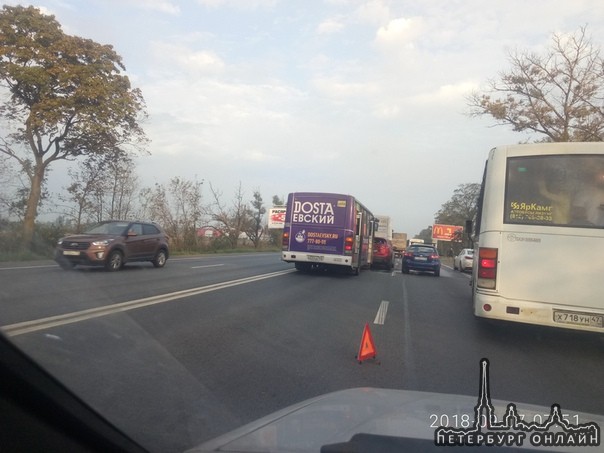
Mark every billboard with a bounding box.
[268,207,287,229]
[432,224,463,241]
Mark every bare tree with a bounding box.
[0,152,22,219]
[61,158,104,231]
[60,152,138,229]
[103,155,138,220]
[138,184,174,234]
[467,25,604,142]
[209,182,252,248]
[138,177,203,249]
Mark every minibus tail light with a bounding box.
[344,235,354,254]
[477,247,498,289]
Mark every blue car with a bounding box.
[401,244,441,276]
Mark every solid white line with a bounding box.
[373,300,390,325]
[0,265,57,271]
[191,264,225,269]
[2,269,295,337]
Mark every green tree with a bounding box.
[246,190,266,248]
[0,5,147,248]
[435,183,480,227]
[467,26,604,142]
[415,227,433,244]
[268,194,285,246]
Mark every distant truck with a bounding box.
[391,232,408,255]
[374,215,392,240]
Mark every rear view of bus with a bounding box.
[281,192,373,275]
[472,143,604,333]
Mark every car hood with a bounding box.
[187,388,604,452]
[60,234,120,242]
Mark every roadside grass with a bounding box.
[0,246,282,262]
[0,250,52,262]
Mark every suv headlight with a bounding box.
[92,239,113,247]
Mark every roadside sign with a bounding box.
[432,224,463,241]
[268,207,286,229]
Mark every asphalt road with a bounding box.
[1,253,602,452]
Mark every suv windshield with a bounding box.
[86,222,130,235]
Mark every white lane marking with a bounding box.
[401,277,417,387]
[0,264,57,271]
[2,269,295,337]
[191,264,225,269]
[373,300,390,325]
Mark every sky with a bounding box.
[7,0,604,236]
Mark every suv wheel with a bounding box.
[105,250,123,271]
[152,249,167,268]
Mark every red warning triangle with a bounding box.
[357,323,377,363]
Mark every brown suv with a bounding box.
[54,220,170,271]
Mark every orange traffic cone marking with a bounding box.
[357,323,377,363]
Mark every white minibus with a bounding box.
[471,143,604,333]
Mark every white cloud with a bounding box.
[311,77,378,100]
[141,74,307,160]
[242,150,279,162]
[374,16,424,50]
[196,0,277,9]
[371,104,400,119]
[355,0,390,26]
[149,41,225,75]
[411,81,479,105]
[317,18,345,35]
[125,0,180,15]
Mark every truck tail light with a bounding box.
[282,231,289,250]
[477,247,498,289]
